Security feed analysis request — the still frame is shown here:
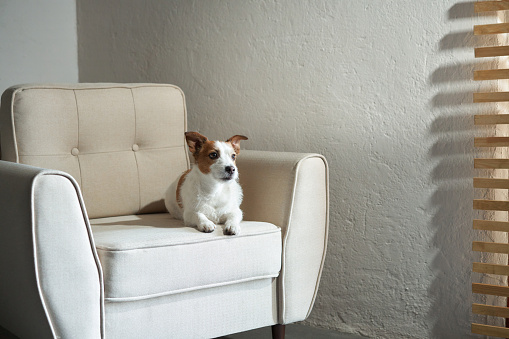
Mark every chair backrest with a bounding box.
[0,83,189,219]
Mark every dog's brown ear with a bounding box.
[226,135,248,153]
[185,132,208,154]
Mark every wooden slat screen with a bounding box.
[472,2,509,337]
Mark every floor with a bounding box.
[1,324,366,338]
[219,324,366,339]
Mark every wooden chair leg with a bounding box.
[271,324,285,339]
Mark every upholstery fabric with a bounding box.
[237,151,329,324]
[0,83,189,219]
[90,213,282,301]
[0,161,103,339]
[105,278,277,339]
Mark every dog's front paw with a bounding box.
[224,224,240,236]
[198,220,216,233]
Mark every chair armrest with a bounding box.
[237,150,329,324]
[0,161,103,338]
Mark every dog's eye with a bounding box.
[209,152,218,159]
[231,154,236,160]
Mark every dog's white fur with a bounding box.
[165,132,247,235]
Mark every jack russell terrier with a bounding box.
[165,132,248,235]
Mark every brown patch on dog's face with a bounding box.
[195,140,220,174]
[185,132,217,174]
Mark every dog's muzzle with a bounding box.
[223,166,236,180]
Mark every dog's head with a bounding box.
[185,132,248,182]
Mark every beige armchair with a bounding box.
[0,83,328,339]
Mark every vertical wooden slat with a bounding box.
[475,1,509,13]
[474,219,509,232]
[474,178,509,189]
[475,114,509,125]
[475,137,509,147]
[473,241,509,254]
[472,283,509,297]
[475,159,509,169]
[474,23,509,35]
[474,92,509,103]
[473,262,509,275]
[472,323,509,337]
[473,303,509,318]
[474,69,509,80]
[474,199,509,211]
[475,46,509,58]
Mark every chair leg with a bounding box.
[271,324,285,339]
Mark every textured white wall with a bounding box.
[77,1,505,338]
[0,0,78,93]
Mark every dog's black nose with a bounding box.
[225,166,235,174]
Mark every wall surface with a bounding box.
[77,1,505,338]
[0,0,78,93]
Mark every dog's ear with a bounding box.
[185,132,208,154]
[226,135,248,153]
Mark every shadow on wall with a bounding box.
[429,2,503,338]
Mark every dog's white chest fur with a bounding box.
[168,169,242,223]
[164,133,247,235]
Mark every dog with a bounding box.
[165,132,248,235]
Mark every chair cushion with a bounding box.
[90,213,282,301]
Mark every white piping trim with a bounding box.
[104,274,279,303]
[9,83,184,91]
[31,174,57,338]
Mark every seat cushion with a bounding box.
[90,213,282,301]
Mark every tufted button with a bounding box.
[132,144,139,152]
[71,148,79,156]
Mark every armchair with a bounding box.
[0,83,328,339]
